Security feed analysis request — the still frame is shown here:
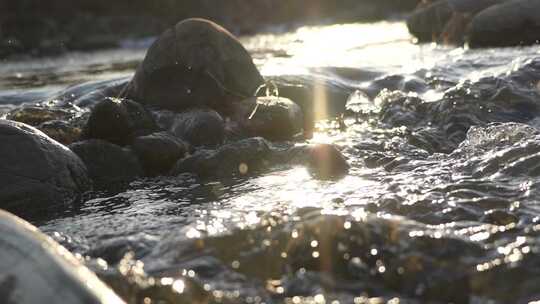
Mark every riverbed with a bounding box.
[2,21,540,303]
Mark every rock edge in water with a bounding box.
[0,209,125,304]
[0,119,92,215]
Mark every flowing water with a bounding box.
[3,21,540,303]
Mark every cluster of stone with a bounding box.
[407,0,540,47]
[0,18,349,214]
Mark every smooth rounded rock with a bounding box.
[407,0,453,42]
[82,97,156,146]
[70,139,143,186]
[122,18,264,113]
[0,119,91,214]
[0,209,125,304]
[245,96,304,141]
[170,108,225,147]
[132,131,191,176]
[468,0,540,47]
[447,0,506,13]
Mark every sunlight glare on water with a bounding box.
[3,19,540,304]
[244,22,441,76]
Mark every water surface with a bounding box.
[2,21,540,304]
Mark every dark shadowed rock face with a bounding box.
[82,97,156,146]
[0,119,91,214]
[132,132,191,176]
[407,0,538,47]
[245,96,304,141]
[122,18,265,113]
[447,0,506,13]
[69,139,143,186]
[468,0,540,47]
[407,0,453,42]
[170,108,226,147]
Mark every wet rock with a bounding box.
[407,0,454,42]
[6,106,72,126]
[290,144,350,179]
[0,119,91,214]
[122,18,264,113]
[70,139,143,186]
[468,0,540,47]
[170,108,225,147]
[171,137,272,178]
[132,132,190,176]
[407,0,507,44]
[270,76,352,137]
[244,96,304,141]
[51,77,131,108]
[361,74,429,99]
[378,90,427,128]
[38,120,82,145]
[0,210,125,304]
[82,97,156,146]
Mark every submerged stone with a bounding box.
[481,209,519,226]
[290,144,350,179]
[82,97,156,146]
[38,120,82,145]
[6,106,73,126]
[171,137,272,178]
[0,119,91,214]
[132,132,191,176]
[70,139,143,186]
[122,18,264,113]
[170,108,225,147]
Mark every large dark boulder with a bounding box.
[0,119,91,213]
[132,132,190,176]
[122,18,265,113]
[468,0,540,47]
[69,139,143,186]
[82,97,156,146]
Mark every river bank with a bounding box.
[0,0,418,59]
